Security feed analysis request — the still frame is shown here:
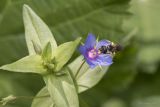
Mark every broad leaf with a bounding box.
[32,55,109,107]
[0,0,131,107]
[23,5,57,55]
[53,38,81,71]
[68,55,109,93]
[31,87,53,107]
[43,68,79,107]
[32,88,91,107]
[0,55,46,74]
[78,44,138,107]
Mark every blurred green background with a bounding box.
[0,0,160,107]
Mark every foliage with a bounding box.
[0,0,159,107]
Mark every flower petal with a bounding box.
[96,40,111,49]
[79,45,87,55]
[96,54,113,66]
[84,33,96,49]
[85,58,97,68]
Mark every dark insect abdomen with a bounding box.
[99,46,108,54]
[99,44,123,54]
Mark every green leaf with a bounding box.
[42,42,52,62]
[130,0,160,41]
[32,55,109,107]
[0,55,46,74]
[32,90,91,107]
[0,0,130,65]
[43,68,79,107]
[31,87,53,107]
[126,0,160,73]
[0,1,131,107]
[53,38,81,71]
[23,4,57,55]
[31,40,42,55]
[68,55,109,93]
[78,44,138,107]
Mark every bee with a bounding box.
[98,42,123,54]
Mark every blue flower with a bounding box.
[79,33,113,68]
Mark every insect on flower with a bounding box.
[79,33,122,68]
[98,42,123,55]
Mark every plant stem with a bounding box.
[75,59,85,79]
[0,94,50,106]
[15,95,50,100]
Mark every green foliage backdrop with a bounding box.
[0,0,159,107]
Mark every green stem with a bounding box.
[15,95,49,100]
[0,95,50,106]
[75,59,85,79]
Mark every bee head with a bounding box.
[115,44,123,52]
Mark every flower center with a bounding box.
[88,49,98,59]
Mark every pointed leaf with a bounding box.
[0,55,46,74]
[31,87,53,107]
[43,68,79,107]
[31,40,42,55]
[23,4,57,55]
[32,55,109,106]
[42,42,52,62]
[53,38,81,71]
[68,55,109,93]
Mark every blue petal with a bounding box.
[85,33,96,49]
[79,45,87,55]
[96,54,113,66]
[79,45,96,68]
[85,58,97,68]
[96,40,111,49]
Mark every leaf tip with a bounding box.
[75,37,82,44]
[23,4,30,18]
[46,42,52,48]
[0,65,7,70]
[77,37,82,41]
[23,4,32,16]
[23,4,29,10]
